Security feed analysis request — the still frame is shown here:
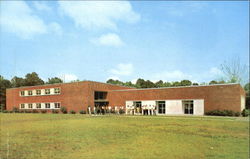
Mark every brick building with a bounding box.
[6,81,246,115]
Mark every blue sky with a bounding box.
[0,1,249,84]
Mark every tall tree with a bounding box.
[244,83,250,109]
[0,75,12,111]
[155,80,164,87]
[47,77,63,84]
[24,72,44,86]
[11,76,25,87]
[180,80,192,86]
[220,58,248,84]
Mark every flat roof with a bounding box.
[6,80,135,90]
[109,83,240,92]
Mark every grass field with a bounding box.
[0,114,249,159]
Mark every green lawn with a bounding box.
[0,114,249,159]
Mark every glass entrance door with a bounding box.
[158,101,165,114]
[183,100,194,114]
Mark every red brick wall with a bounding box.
[6,82,245,113]
[107,84,245,112]
[6,81,132,112]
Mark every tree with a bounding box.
[136,78,146,88]
[155,80,164,87]
[220,58,248,84]
[47,77,63,84]
[11,76,25,87]
[172,81,181,87]
[209,80,218,85]
[180,80,192,86]
[0,75,12,111]
[24,72,44,86]
[192,83,199,86]
[244,83,250,109]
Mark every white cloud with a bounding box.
[59,74,78,82]
[90,33,124,47]
[58,1,140,30]
[0,1,47,39]
[33,1,51,12]
[0,1,62,39]
[152,70,193,82]
[209,67,223,76]
[110,63,133,76]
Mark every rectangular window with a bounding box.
[54,88,60,94]
[183,100,194,114]
[28,103,33,109]
[94,91,107,100]
[45,103,50,109]
[54,103,60,108]
[20,104,25,109]
[28,90,32,96]
[36,103,41,109]
[20,91,25,96]
[45,89,50,95]
[36,90,41,95]
[158,101,165,114]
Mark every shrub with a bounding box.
[69,110,76,114]
[52,110,59,114]
[79,110,86,114]
[19,110,25,113]
[12,107,19,113]
[25,110,31,113]
[32,110,39,113]
[206,109,241,117]
[234,112,240,117]
[2,110,8,113]
[119,109,125,114]
[9,111,13,113]
[41,110,47,114]
[241,109,250,117]
[60,107,67,114]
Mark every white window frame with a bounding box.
[28,90,33,96]
[28,103,33,109]
[54,102,61,109]
[36,103,41,109]
[45,89,50,95]
[20,91,25,96]
[54,88,60,94]
[45,103,50,109]
[36,90,41,95]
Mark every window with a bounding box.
[158,101,165,114]
[36,103,41,109]
[94,91,107,100]
[45,89,50,95]
[54,88,60,94]
[20,91,25,96]
[28,90,32,96]
[28,103,33,109]
[36,90,41,95]
[20,104,25,109]
[45,103,50,109]
[183,100,194,114]
[54,103,60,108]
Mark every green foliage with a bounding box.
[11,76,25,87]
[180,80,192,86]
[209,80,226,85]
[79,110,86,114]
[32,110,39,113]
[25,110,32,113]
[47,77,63,84]
[2,110,9,113]
[60,107,67,114]
[24,72,44,86]
[41,110,47,114]
[192,83,199,85]
[205,110,241,117]
[241,109,249,117]
[52,110,59,114]
[12,107,19,113]
[69,110,76,114]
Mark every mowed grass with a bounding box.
[0,114,249,159]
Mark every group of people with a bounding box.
[88,106,125,115]
[126,105,157,115]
